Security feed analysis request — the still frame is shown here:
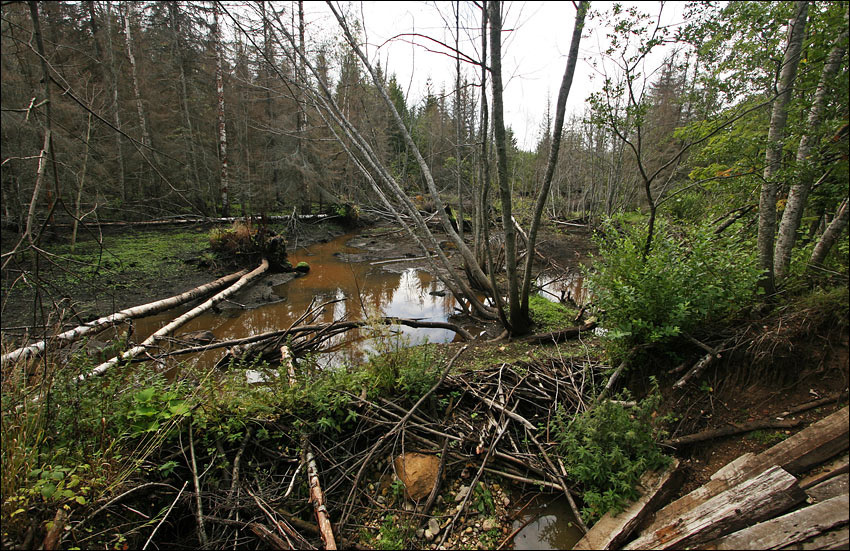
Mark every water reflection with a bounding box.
[536,271,589,307]
[512,496,584,550]
[133,232,468,369]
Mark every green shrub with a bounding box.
[554,381,670,524]
[586,216,760,355]
[528,294,578,332]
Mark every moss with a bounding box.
[528,294,578,332]
[294,261,310,273]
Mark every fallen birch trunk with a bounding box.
[1,269,247,365]
[87,259,268,378]
[304,442,337,550]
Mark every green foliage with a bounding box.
[472,482,495,515]
[373,514,412,550]
[554,380,670,524]
[747,430,788,446]
[586,216,761,355]
[528,295,578,332]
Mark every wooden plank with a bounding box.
[647,407,848,530]
[799,454,849,490]
[805,473,849,502]
[707,494,849,550]
[573,459,680,550]
[624,465,806,550]
[779,526,850,550]
[711,452,756,481]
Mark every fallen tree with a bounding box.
[87,259,268,378]
[1,268,248,366]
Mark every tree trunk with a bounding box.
[809,197,849,269]
[1,268,248,366]
[103,1,127,203]
[774,6,848,281]
[757,1,808,294]
[70,113,92,253]
[213,4,230,217]
[88,259,268,378]
[519,1,588,321]
[122,2,152,196]
[488,0,525,335]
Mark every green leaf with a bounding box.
[40,483,57,499]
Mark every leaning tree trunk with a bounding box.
[774,6,848,281]
[757,1,808,294]
[519,1,588,321]
[87,259,268,378]
[809,197,849,269]
[103,2,127,202]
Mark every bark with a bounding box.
[519,1,588,321]
[103,1,127,202]
[88,259,268,378]
[809,197,849,269]
[775,7,848,281]
[304,441,337,550]
[213,4,230,217]
[757,1,808,294]
[71,113,92,253]
[123,3,151,151]
[1,269,247,365]
[488,0,524,334]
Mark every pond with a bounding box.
[132,232,475,369]
[512,494,585,550]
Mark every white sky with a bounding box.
[301,1,687,150]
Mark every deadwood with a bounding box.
[88,259,268,377]
[1,268,248,365]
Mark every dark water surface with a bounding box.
[512,495,584,550]
[133,232,470,369]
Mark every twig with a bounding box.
[188,424,209,548]
[303,441,337,550]
[338,345,468,530]
[142,481,187,550]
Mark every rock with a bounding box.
[424,529,434,542]
[294,261,310,273]
[376,496,386,505]
[482,519,498,532]
[454,485,471,502]
[464,526,474,534]
[428,518,440,536]
[436,495,445,505]
[501,496,510,507]
[394,453,440,501]
[416,529,425,539]
[404,501,414,512]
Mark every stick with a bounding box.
[338,345,469,529]
[189,425,209,548]
[143,481,188,550]
[662,417,806,447]
[304,441,337,550]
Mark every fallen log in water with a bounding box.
[87,259,269,378]
[1,268,248,365]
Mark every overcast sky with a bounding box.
[302,1,687,150]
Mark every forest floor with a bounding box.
[1,217,847,549]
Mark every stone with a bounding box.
[404,502,414,512]
[454,485,471,502]
[416,529,425,539]
[428,518,440,536]
[424,529,434,542]
[501,496,510,507]
[482,519,498,532]
[436,495,445,505]
[394,453,440,501]
[464,526,474,534]
[376,496,386,505]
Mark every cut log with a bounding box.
[706,493,849,550]
[304,442,337,550]
[648,407,848,530]
[779,525,850,550]
[662,417,804,447]
[624,465,806,549]
[805,473,849,502]
[799,454,849,490]
[88,259,268,378]
[523,320,597,344]
[1,269,247,365]
[573,459,680,550]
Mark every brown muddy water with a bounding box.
[512,495,584,550]
[132,232,474,370]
